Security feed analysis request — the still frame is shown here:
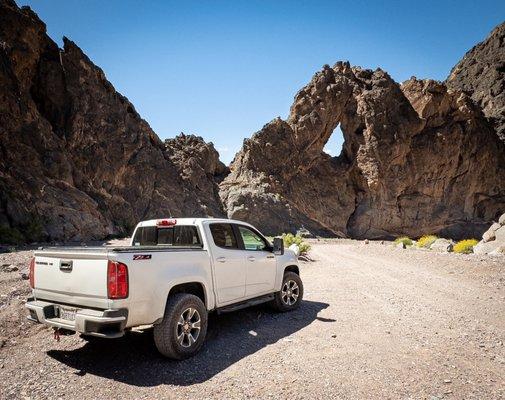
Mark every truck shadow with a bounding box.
[47,300,328,386]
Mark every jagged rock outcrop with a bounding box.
[0,0,223,242]
[221,62,505,238]
[446,22,505,142]
[164,133,228,216]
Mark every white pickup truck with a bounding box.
[26,218,302,359]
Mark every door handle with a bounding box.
[216,257,226,263]
[247,256,255,262]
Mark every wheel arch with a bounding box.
[284,265,300,276]
[167,281,207,308]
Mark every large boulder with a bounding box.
[473,213,505,255]
[482,223,501,242]
[430,238,454,253]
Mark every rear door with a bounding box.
[207,223,246,304]
[235,224,276,297]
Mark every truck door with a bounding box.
[234,224,276,297]
[207,223,246,304]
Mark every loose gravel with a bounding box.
[0,240,503,399]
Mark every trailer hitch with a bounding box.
[52,327,74,341]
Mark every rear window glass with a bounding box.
[209,224,238,249]
[133,226,157,246]
[132,226,201,247]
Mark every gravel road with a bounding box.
[0,240,504,399]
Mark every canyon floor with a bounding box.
[0,240,504,399]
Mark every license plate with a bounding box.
[57,307,76,321]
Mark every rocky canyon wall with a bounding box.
[0,0,503,242]
[446,22,505,142]
[0,0,225,242]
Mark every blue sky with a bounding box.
[21,0,505,164]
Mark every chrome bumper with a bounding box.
[25,298,128,338]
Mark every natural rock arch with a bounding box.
[220,63,505,239]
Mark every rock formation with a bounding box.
[0,0,224,242]
[164,133,228,217]
[1,0,504,243]
[446,22,505,142]
[474,213,505,255]
[221,62,505,238]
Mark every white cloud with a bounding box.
[217,146,229,153]
[323,146,332,154]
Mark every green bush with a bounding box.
[417,235,438,248]
[282,233,311,255]
[453,239,479,254]
[394,236,413,247]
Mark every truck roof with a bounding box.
[136,217,255,227]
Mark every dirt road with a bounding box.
[0,241,504,399]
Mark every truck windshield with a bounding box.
[132,226,202,247]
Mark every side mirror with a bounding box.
[273,237,284,255]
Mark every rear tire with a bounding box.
[153,293,208,360]
[271,271,303,312]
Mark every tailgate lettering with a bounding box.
[133,254,152,260]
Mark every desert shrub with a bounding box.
[282,233,311,254]
[394,236,413,247]
[453,239,479,254]
[417,235,438,248]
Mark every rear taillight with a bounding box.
[107,260,128,299]
[29,257,35,289]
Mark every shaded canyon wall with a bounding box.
[0,0,503,242]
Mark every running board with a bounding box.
[217,293,275,314]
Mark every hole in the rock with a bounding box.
[323,124,344,157]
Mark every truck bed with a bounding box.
[34,245,204,258]
[32,245,207,310]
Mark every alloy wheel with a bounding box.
[176,307,201,347]
[281,280,300,306]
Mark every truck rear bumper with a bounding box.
[26,298,128,338]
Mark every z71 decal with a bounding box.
[133,254,152,260]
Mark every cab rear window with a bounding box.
[132,226,202,247]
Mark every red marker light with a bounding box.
[29,257,35,288]
[156,219,177,227]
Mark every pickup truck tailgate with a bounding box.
[33,248,110,308]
